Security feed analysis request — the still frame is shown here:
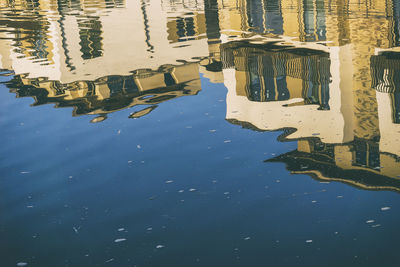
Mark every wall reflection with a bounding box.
[1,0,400,191]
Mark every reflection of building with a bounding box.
[6,63,202,121]
[222,38,400,191]
[0,0,210,83]
[222,41,330,109]
[267,138,400,192]
[2,0,400,189]
[223,39,348,144]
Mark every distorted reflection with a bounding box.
[1,0,400,192]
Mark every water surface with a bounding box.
[1,0,400,266]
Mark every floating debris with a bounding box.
[147,227,152,231]
[20,171,30,174]
[105,258,114,263]
[178,190,184,193]
[189,188,196,192]
[165,180,174,184]
[366,220,375,224]
[137,145,141,149]
[305,240,313,243]
[17,263,28,266]
[114,238,127,243]
[371,224,381,228]
[156,245,165,249]
[209,130,217,133]
[224,140,231,143]
[118,228,125,232]
[244,237,251,240]
[381,207,391,211]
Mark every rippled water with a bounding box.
[1,0,400,266]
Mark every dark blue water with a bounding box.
[1,73,400,266]
[1,0,400,266]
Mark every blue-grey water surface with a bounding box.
[1,0,400,266]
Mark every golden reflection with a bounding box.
[1,0,400,190]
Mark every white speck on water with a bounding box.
[20,171,30,174]
[73,226,80,233]
[189,188,196,192]
[178,190,184,193]
[366,220,375,224]
[17,263,28,266]
[337,195,343,198]
[381,207,391,211]
[118,228,125,232]
[371,224,381,228]
[185,126,192,129]
[311,200,317,203]
[117,130,121,135]
[224,140,231,143]
[105,258,114,263]
[137,145,141,149]
[114,238,127,243]
[276,180,280,183]
[224,192,230,195]
[156,245,165,249]
[68,176,73,179]
[306,240,313,243]
[128,160,133,164]
[165,180,174,184]
[209,129,216,133]
[244,237,251,240]
[334,232,339,235]
[147,227,152,231]
[26,205,34,208]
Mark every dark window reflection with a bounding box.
[176,17,196,41]
[392,92,400,123]
[78,17,103,60]
[353,139,380,170]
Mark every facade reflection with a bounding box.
[1,0,400,190]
